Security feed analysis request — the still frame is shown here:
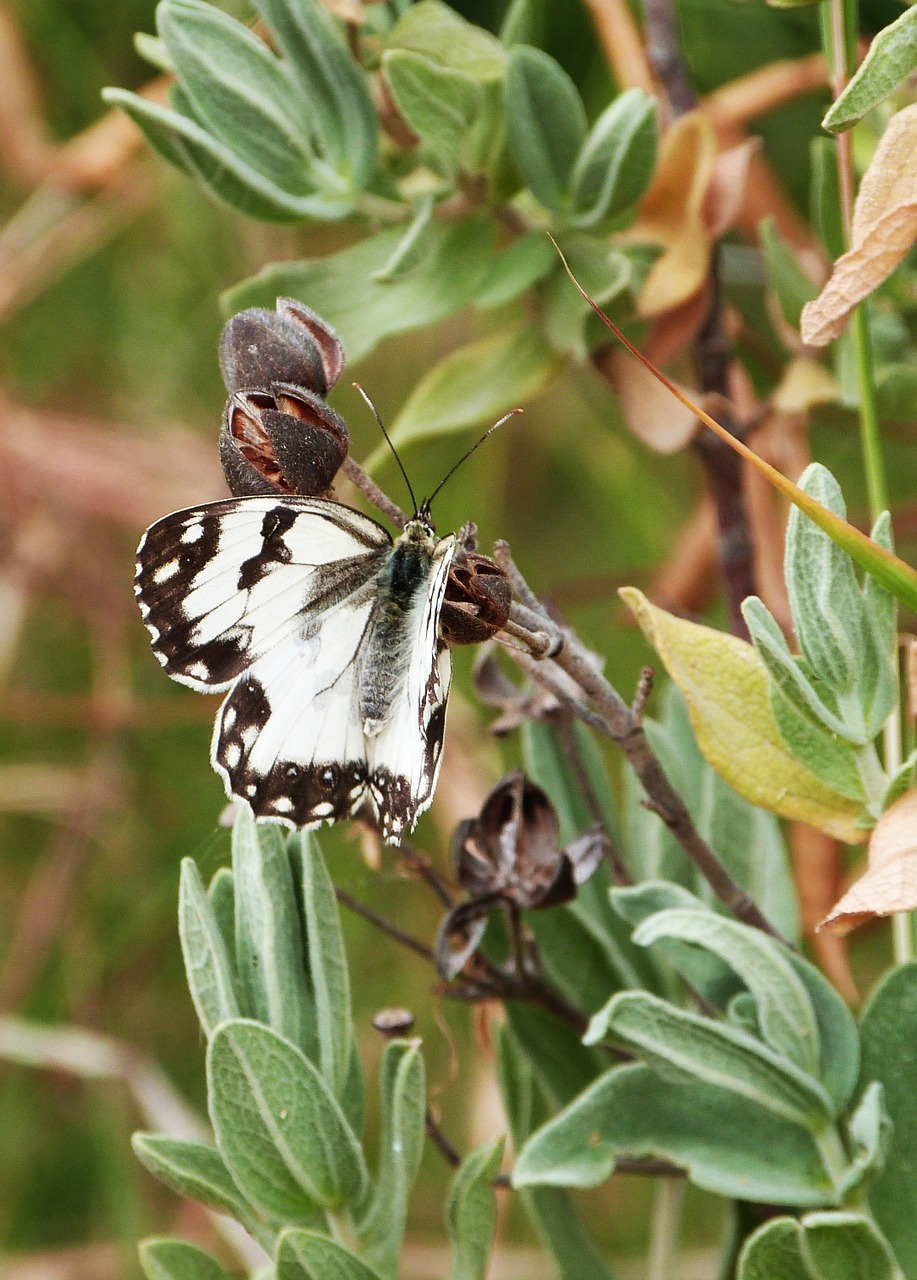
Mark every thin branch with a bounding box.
[398,843,456,908]
[494,543,786,943]
[334,888,434,962]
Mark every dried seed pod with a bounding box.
[372,1007,416,1038]
[439,552,512,645]
[435,771,606,979]
[219,297,344,396]
[219,384,349,498]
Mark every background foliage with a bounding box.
[0,0,915,1277]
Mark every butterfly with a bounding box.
[135,495,455,844]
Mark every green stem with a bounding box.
[814,1123,849,1201]
[647,1176,684,1280]
[852,304,888,520]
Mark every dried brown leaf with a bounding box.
[801,105,917,346]
[771,357,838,414]
[789,822,858,1003]
[820,789,917,934]
[632,112,718,317]
[704,137,761,238]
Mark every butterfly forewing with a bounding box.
[135,497,390,690]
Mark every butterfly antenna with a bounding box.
[423,408,522,514]
[353,382,419,517]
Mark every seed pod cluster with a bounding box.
[218,298,348,498]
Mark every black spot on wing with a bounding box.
[237,505,296,590]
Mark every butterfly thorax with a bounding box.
[359,518,450,737]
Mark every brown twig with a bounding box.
[342,456,408,528]
[495,542,785,943]
[334,888,435,962]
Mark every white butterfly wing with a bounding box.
[212,595,375,827]
[366,534,455,843]
[135,497,390,691]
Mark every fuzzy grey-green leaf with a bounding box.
[823,7,917,131]
[386,1,506,82]
[382,50,482,166]
[132,1134,250,1221]
[298,833,352,1098]
[208,1019,367,1219]
[251,0,377,187]
[586,991,833,1127]
[232,809,318,1061]
[447,1139,504,1280]
[504,45,587,212]
[178,859,241,1037]
[632,908,821,1077]
[860,511,898,738]
[139,1239,230,1280]
[276,1230,383,1280]
[570,89,658,227]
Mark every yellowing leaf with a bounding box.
[771,357,838,414]
[632,112,718,317]
[620,587,867,843]
[606,348,699,453]
[820,790,917,934]
[801,105,917,346]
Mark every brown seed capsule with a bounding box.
[434,771,606,979]
[372,1007,416,1038]
[219,384,349,498]
[219,297,344,397]
[439,552,512,645]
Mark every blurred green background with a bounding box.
[0,1,913,1277]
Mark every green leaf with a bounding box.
[298,833,352,1099]
[102,89,351,222]
[769,685,867,802]
[178,859,241,1037]
[585,992,834,1129]
[883,748,917,811]
[810,137,846,261]
[381,321,561,456]
[621,588,867,843]
[823,7,917,131]
[157,0,315,193]
[860,961,917,1273]
[139,1240,229,1280]
[785,464,866,705]
[802,1211,896,1279]
[514,1062,835,1205]
[358,1039,426,1276]
[500,0,540,46]
[208,1019,367,1219]
[473,231,557,309]
[570,89,658,227]
[386,2,506,82]
[839,1082,892,1197]
[224,217,495,363]
[207,867,240,995]
[504,45,587,213]
[743,596,866,745]
[495,1027,616,1280]
[276,1229,383,1280]
[232,809,318,1061]
[758,215,819,331]
[251,0,377,187]
[382,51,482,167]
[446,1138,504,1280]
[631,909,821,1077]
[783,952,859,1113]
[737,1218,809,1279]
[135,32,174,73]
[369,198,436,282]
[860,511,898,739]
[132,1134,250,1221]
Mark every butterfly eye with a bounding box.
[220,386,349,499]
[219,297,343,397]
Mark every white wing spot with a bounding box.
[246,783,257,797]
[187,662,210,682]
[224,742,241,768]
[180,524,204,544]
[272,796,294,813]
[223,706,236,730]
[313,802,334,817]
[153,560,181,585]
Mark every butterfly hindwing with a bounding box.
[135,497,391,690]
[212,594,375,826]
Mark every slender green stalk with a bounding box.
[852,304,888,519]
[647,1177,685,1280]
